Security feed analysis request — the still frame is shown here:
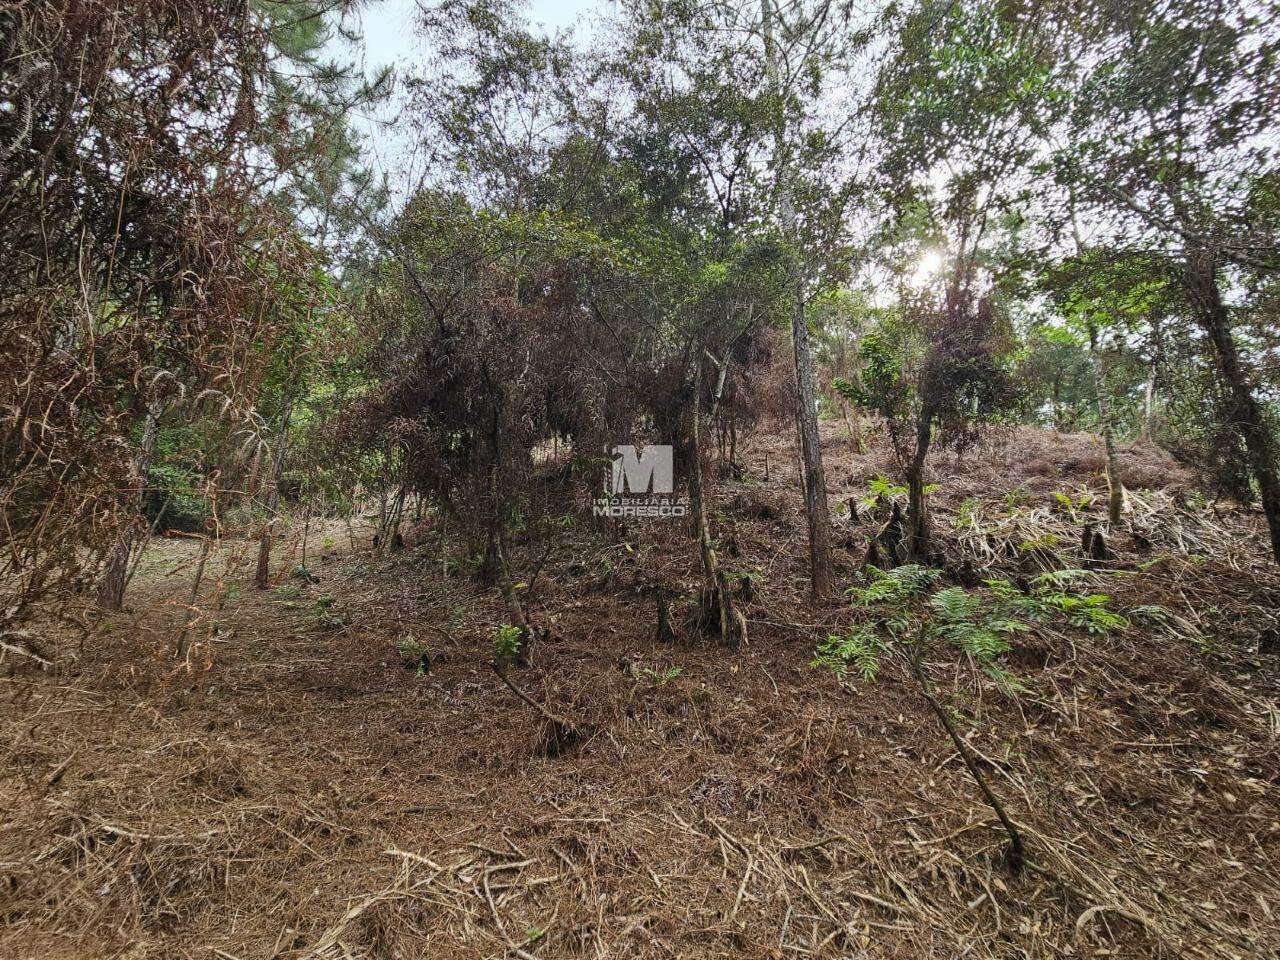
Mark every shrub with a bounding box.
[143,463,211,533]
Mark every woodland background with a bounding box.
[1,1,1279,958]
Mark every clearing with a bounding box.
[2,423,1278,959]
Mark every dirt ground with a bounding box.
[2,422,1278,959]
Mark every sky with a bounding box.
[355,0,606,67]
[330,0,609,194]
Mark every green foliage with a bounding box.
[955,498,980,531]
[1031,568,1095,588]
[858,474,905,510]
[1050,489,1094,523]
[143,463,210,534]
[491,623,523,670]
[1016,532,1062,553]
[639,664,683,686]
[1128,604,1172,625]
[929,587,1026,661]
[1042,251,1171,346]
[1018,324,1097,431]
[1003,486,1030,511]
[820,564,1129,692]
[395,635,430,677]
[855,474,940,512]
[310,593,344,629]
[834,329,912,424]
[982,578,1047,621]
[1039,591,1129,634]
[813,628,885,683]
[845,564,941,606]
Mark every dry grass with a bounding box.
[2,422,1278,959]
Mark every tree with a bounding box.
[1019,323,1096,431]
[1044,0,1280,560]
[0,0,334,625]
[837,283,1021,561]
[616,0,861,598]
[859,0,1050,555]
[758,0,864,598]
[1041,247,1173,525]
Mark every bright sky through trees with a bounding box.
[334,0,607,194]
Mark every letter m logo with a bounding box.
[609,444,673,494]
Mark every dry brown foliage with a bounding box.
[0,0,322,629]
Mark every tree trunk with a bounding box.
[493,526,535,664]
[1087,324,1124,526]
[1184,248,1280,563]
[690,360,743,645]
[255,395,294,589]
[911,636,1024,874]
[176,534,213,660]
[789,271,835,596]
[906,413,932,559]
[98,398,163,610]
[299,492,312,573]
[1142,363,1156,442]
[1144,314,1163,443]
[763,0,834,599]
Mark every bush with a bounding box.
[143,463,211,534]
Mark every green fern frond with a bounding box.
[1034,568,1096,588]
[930,586,981,623]
[813,628,885,683]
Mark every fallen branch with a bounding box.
[910,633,1025,875]
[491,663,581,755]
[0,633,52,667]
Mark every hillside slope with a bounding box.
[2,423,1278,959]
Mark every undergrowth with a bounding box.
[814,565,1130,690]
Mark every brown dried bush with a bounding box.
[0,1,323,633]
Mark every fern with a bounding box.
[1003,486,1030,510]
[814,628,884,682]
[857,475,904,510]
[1038,591,1127,633]
[930,586,982,623]
[1050,489,1093,522]
[882,613,913,638]
[1017,533,1061,552]
[880,564,940,595]
[982,663,1029,697]
[955,498,981,531]
[945,623,1013,659]
[847,565,940,606]
[858,474,938,511]
[640,664,682,686]
[1129,603,1172,624]
[1070,595,1128,633]
[1033,568,1097,588]
[491,623,523,668]
[985,578,1052,621]
[931,587,1022,660]
[823,565,1132,699]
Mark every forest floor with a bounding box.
[2,422,1279,960]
